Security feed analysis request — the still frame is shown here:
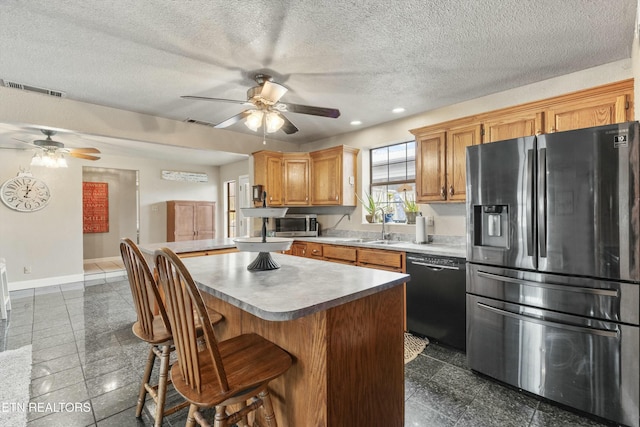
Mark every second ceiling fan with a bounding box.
[181,74,340,135]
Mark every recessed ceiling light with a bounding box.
[350,120,362,126]
[392,107,405,113]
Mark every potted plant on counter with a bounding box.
[356,191,378,223]
[403,194,420,224]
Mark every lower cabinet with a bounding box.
[322,245,357,265]
[357,248,405,272]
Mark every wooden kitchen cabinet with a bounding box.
[253,145,359,207]
[413,124,480,203]
[306,242,323,259]
[288,241,307,257]
[545,92,630,133]
[253,150,283,206]
[357,248,405,272]
[483,110,543,143]
[310,145,359,206]
[283,153,310,205]
[322,245,357,265]
[166,200,215,242]
[411,80,633,203]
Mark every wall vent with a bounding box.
[0,79,66,98]
[184,118,216,127]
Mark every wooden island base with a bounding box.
[203,284,405,426]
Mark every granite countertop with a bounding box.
[138,238,237,255]
[139,236,466,258]
[180,252,409,321]
[295,236,467,258]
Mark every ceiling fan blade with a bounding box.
[214,110,253,129]
[260,81,288,104]
[280,115,299,135]
[69,147,101,154]
[277,102,340,118]
[181,95,249,105]
[0,146,30,150]
[69,152,100,161]
[12,137,34,145]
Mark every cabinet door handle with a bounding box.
[449,185,454,196]
[440,186,446,199]
[312,249,319,254]
[335,195,338,201]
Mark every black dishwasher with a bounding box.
[406,253,466,351]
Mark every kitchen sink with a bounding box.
[368,240,401,245]
[343,238,400,245]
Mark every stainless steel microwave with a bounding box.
[274,214,318,237]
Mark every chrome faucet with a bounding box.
[378,207,391,240]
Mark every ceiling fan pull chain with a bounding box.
[262,118,267,145]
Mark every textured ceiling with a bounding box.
[0,0,637,155]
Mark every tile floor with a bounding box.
[0,273,618,427]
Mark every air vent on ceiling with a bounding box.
[184,118,216,127]
[0,79,66,98]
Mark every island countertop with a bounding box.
[178,251,409,321]
[138,238,237,255]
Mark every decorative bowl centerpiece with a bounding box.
[234,195,292,271]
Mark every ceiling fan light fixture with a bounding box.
[245,110,264,132]
[32,151,68,168]
[265,112,284,133]
[55,154,68,168]
[30,152,44,167]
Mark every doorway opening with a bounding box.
[82,167,139,278]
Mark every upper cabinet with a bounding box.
[310,145,359,206]
[413,124,480,203]
[253,150,283,206]
[253,145,359,207]
[483,111,543,143]
[446,124,481,202]
[283,153,310,206]
[545,92,629,133]
[411,79,634,203]
[309,145,360,206]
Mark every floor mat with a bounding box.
[404,332,429,364]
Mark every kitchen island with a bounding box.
[169,251,409,426]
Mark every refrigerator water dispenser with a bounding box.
[473,205,509,248]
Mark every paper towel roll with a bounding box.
[415,216,427,243]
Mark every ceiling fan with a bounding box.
[8,129,101,168]
[181,73,340,135]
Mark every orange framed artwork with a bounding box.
[83,182,109,233]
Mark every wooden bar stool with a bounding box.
[120,238,223,426]
[154,247,293,427]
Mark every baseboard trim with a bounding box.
[9,274,85,291]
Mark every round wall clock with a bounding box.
[1,172,51,212]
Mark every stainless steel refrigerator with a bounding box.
[466,121,640,427]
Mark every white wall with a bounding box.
[302,59,635,237]
[0,149,224,290]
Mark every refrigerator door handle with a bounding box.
[526,149,534,256]
[537,148,547,258]
[477,270,619,297]
[476,302,620,338]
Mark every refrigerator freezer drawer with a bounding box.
[467,263,639,325]
[467,294,639,427]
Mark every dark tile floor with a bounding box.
[0,277,619,427]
